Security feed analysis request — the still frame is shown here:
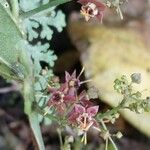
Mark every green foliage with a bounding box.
[20,1,67,148]
[0,0,68,149]
[23,8,66,41]
[20,1,66,94]
[0,2,31,81]
[3,1,147,150]
[19,1,67,149]
[113,74,150,114]
[19,0,49,12]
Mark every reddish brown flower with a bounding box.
[47,69,91,114]
[64,69,85,96]
[68,103,99,131]
[78,0,106,22]
[65,70,81,88]
[65,68,92,96]
[48,84,76,114]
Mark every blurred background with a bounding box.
[0,0,150,149]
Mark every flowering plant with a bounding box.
[0,0,149,150]
[43,71,150,149]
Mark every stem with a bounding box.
[100,120,118,150]
[57,128,63,149]
[97,105,121,121]
[108,136,118,150]
[105,139,108,150]
[117,6,123,20]
[97,98,127,121]
[20,0,71,19]
[23,79,45,150]
[29,112,45,150]
[10,0,19,19]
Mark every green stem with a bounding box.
[105,139,108,150]
[97,105,121,121]
[97,98,127,121]
[29,112,45,150]
[100,120,118,150]
[23,79,45,150]
[20,0,71,19]
[57,128,63,149]
[108,136,118,150]
[10,0,19,19]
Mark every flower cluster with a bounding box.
[45,71,149,147]
[47,69,99,144]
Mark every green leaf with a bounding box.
[29,112,45,150]
[23,79,45,150]
[20,0,71,19]
[21,4,66,104]
[19,0,49,12]
[0,2,31,81]
[23,9,66,42]
[0,2,44,149]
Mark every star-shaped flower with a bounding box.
[48,84,76,114]
[68,103,99,131]
[68,103,99,144]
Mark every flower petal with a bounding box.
[79,90,89,101]
[92,118,99,127]
[87,105,99,116]
[64,94,76,102]
[71,70,77,79]
[80,99,94,108]
[68,112,79,124]
[74,104,85,114]
[78,0,106,11]
[65,71,71,82]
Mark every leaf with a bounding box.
[22,9,66,42]
[29,112,45,150]
[19,0,49,12]
[0,1,45,149]
[18,1,67,131]
[23,78,46,149]
[20,1,66,106]
[0,2,31,81]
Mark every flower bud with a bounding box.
[131,73,141,84]
[116,132,123,139]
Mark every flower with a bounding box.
[68,103,99,144]
[68,103,99,131]
[47,69,91,114]
[78,0,106,22]
[48,84,76,114]
[65,70,81,89]
[65,68,91,96]
[64,70,82,97]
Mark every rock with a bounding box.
[68,20,150,137]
